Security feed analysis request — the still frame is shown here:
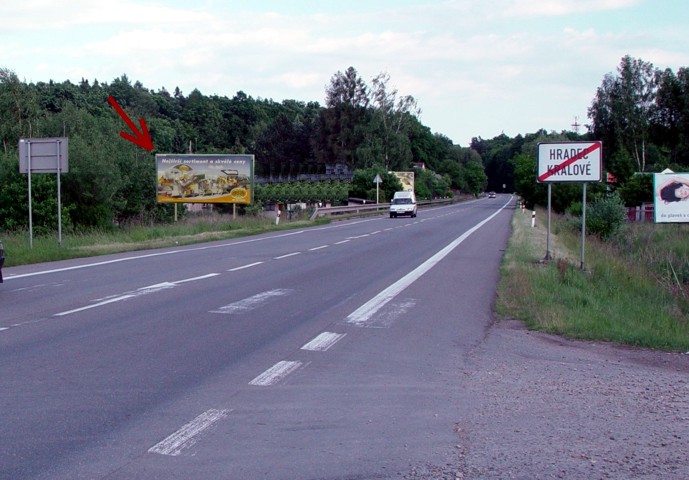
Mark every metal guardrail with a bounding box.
[309,198,454,221]
[310,203,389,220]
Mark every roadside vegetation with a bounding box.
[498,205,689,352]
[1,211,318,266]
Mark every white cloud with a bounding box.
[504,0,641,17]
[2,0,688,145]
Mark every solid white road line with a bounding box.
[148,409,231,456]
[346,204,508,326]
[301,332,346,351]
[4,230,306,281]
[249,360,303,386]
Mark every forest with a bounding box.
[0,66,488,233]
[1,55,688,234]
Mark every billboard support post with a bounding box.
[545,184,552,261]
[581,183,587,270]
[27,142,33,248]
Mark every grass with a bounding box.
[498,206,689,352]
[2,212,320,266]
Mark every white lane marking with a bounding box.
[228,261,264,272]
[175,273,219,283]
[301,332,346,351]
[335,240,350,245]
[347,205,508,326]
[308,245,329,251]
[54,294,137,317]
[363,299,416,329]
[148,409,231,456]
[4,230,306,281]
[211,289,291,314]
[54,273,221,317]
[249,360,303,386]
[274,252,301,259]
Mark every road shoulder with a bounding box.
[458,319,689,479]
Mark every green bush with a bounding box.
[586,193,627,240]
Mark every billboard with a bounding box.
[156,154,254,204]
[654,173,689,223]
[390,171,414,191]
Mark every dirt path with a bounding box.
[457,320,689,479]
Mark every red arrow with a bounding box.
[107,96,154,152]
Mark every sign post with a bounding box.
[19,137,69,247]
[537,141,602,269]
[373,174,382,204]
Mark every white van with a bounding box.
[389,191,417,218]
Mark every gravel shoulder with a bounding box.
[457,319,689,479]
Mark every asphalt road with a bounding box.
[0,196,514,480]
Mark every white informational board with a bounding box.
[537,141,602,183]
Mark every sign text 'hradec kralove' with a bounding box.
[537,141,602,183]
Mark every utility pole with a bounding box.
[571,116,581,134]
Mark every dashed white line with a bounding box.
[301,332,346,351]
[148,409,231,456]
[211,289,291,314]
[54,273,221,317]
[249,360,303,386]
[54,294,137,317]
[335,240,350,245]
[274,252,301,259]
[228,261,264,272]
[308,245,329,251]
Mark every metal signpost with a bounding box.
[537,141,602,269]
[19,137,69,247]
[373,174,382,204]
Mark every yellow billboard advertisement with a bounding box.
[156,154,254,204]
[391,171,414,191]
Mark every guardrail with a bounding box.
[309,198,454,221]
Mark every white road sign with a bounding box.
[537,141,602,183]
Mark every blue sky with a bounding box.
[2,0,688,146]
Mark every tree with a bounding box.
[0,68,38,153]
[350,167,402,202]
[464,161,488,196]
[319,67,370,168]
[368,72,421,170]
[589,56,657,175]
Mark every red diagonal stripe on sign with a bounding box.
[538,143,601,182]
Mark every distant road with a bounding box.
[0,196,514,480]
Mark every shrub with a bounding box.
[586,193,627,240]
